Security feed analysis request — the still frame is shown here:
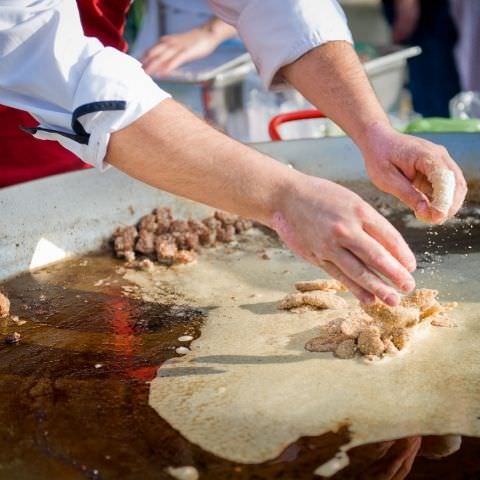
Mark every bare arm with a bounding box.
[281,42,467,223]
[142,17,237,76]
[107,99,416,306]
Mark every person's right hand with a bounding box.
[272,174,417,306]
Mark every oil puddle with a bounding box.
[0,213,479,479]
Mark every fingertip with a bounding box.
[415,200,429,218]
[360,292,376,305]
[401,278,416,293]
[385,293,401,307]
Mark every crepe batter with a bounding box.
[116,229,480,476]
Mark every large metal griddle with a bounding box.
[0,133,479,480]
[1,133,479,281]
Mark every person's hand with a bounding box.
[357,437,422,480]
[361,125,467,224]
[392,0,421,43]
[273,174,416,306]
[142,24,228,76]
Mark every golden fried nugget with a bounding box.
[391,328,410,351]
[357,326,385,356]
[334,339,357,359]
[402,288,438,311]
[279,291,347,311]
[361,302,420,329]
[295,279,348,293]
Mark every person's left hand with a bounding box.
[361,125,467,224]
[141,27,222,76]
[357,437,422,480]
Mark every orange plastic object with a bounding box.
[268,110,326,141]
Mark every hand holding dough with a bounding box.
[414,168,455,222]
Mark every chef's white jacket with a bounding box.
[0,0,352,169]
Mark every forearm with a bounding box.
[281,41,391,149]
[201,16,237,44]
[106,99,292,225]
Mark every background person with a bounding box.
[382,0,461,117]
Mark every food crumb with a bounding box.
[139,258,155,272]
[166,466,199,480]
[178,335,194,342]
[175,346,190,355]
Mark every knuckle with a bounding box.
[331,221,350,239]
[354,267,371,284]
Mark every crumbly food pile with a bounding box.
[305,288,456,360]
[112,208,252,266]
[278,281,457,360]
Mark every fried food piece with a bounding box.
[214,211,239,226]
[402,288,438,311]
[124,250,136,263]
[234,219,253,234]
[335,339,357,359]
[216,225,236,243]
[173,232,200,251]
[135,230,155,254]
[138,213,157,232]
[295,279,348,293]
[383,338,399,355]
[175,250,198,264]
[170,219,190,233]
[339,317,369,338]
[153,207,173,234]
[0,292,10,318]
[139,258,155,272]
[422,301,458,320]
[113,226,138,258]
[279,292,348,311]
[402,289,457,321]
[414,168,455,219]
[357,326,385,356]
[361,302,420,329]
[112,208,254,266]
[391,328,410,351]
[155,234,178,263]
[431,317,457,328]
[202,216,221,230]
[430,169,455,214]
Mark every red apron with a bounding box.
[0,1,131,188]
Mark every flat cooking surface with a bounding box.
[1,209,480,480]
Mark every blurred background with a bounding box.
[126,0,480,142]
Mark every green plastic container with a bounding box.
[405,117,480,134]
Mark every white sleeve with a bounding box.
[0,0,170,170]
[208,0,353,87]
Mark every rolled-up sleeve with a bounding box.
[208,0,353,87]
[0,0,170,170]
